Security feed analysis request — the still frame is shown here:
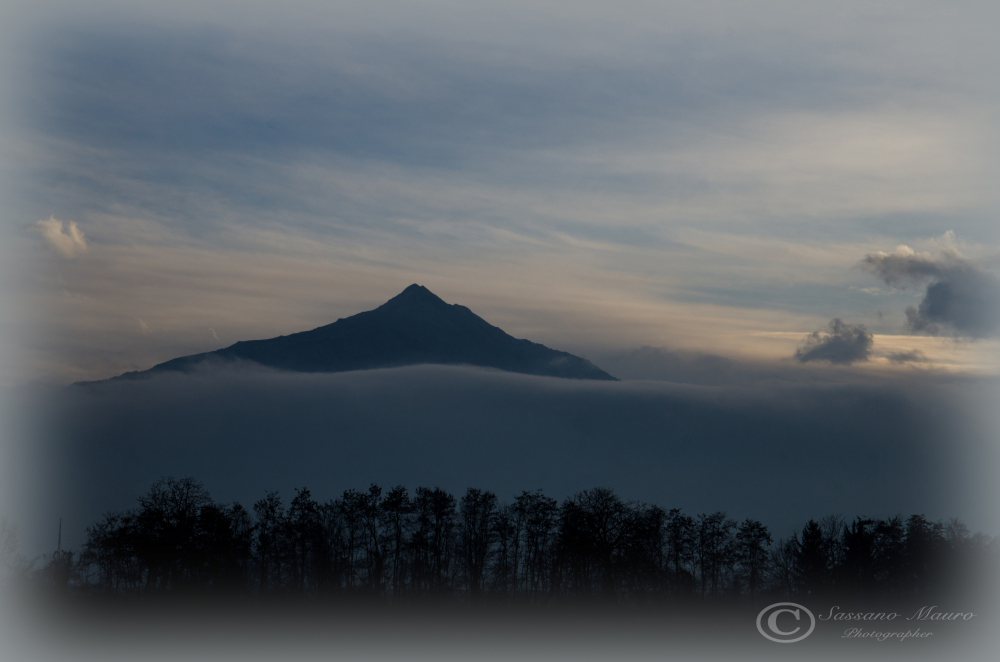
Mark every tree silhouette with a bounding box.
[734,519,771,602]
[665,508,696,597]
[460,488,497,599]
[411,487,456,595]
[514,490,557,599]
[840,517,877,596]
[381,486,411,598]
[0,516,28,592]
[696,513,734,598]
[795,519,829,597]
[490,503,519,598]
[253,491,285,594]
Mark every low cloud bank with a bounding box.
[14,363,993,556]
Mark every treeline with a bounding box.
[41,478,999,603]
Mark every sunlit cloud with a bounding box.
[33,216,87,258]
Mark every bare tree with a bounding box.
[460,488,497,598]
[696,513,735,598]
[0,516,27,592]
[734,519,771,602]
[665,509,696,597]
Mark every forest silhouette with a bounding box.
[17,477,997,606]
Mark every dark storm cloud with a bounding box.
[18,363,985,556]
[862,247,1000,338]
[794,318,873,364]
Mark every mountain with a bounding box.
[99,285,616,382]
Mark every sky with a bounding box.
[0,0,998,386]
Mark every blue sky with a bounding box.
[1,0,999,383]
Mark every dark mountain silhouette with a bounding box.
[96,285,616,382]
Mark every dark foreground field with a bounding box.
[5,591,999,662]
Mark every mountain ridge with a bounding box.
[81,284,617,383]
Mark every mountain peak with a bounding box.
[403,283,431,295]
[382,283,447,308]
[90,285,617,383]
